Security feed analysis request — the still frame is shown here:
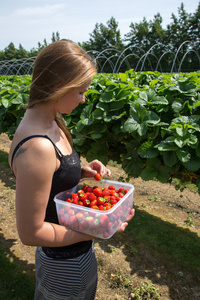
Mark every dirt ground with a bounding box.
[0,133,200,300]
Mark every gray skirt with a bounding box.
[34,242,98,300]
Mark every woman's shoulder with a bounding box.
[9,131,57,172]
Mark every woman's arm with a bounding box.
[14,138,93,247]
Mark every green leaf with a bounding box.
[123,117,138,133]
[183,156,200,172]
[110,101,125,111]
[196,146,200,158]
[176,149,191,163]
[80,104,93,125]
[157,140,178,151]
[156,166,170,183]
[130,102,147,122]
[1,99,9,108]
[137,123,147,136]
[11,94,24,104]
[144,111,160,124]
[73,133,86,146]
[122,157,144,178]
[86,142,109,165]
[99,91,115,102]
[163,151,177,167]
[90,133,102,139]
[92,108,104,119]
[141,167,158,181]
[138,141,158,158]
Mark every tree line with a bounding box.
[0,2,199,73]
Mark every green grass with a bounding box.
[0,151,9,167]
[0,238,35,300]
[126,208,200,277]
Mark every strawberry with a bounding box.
[82,185,88,192]
[108,185,115,190]
[72,198,79,205]
[87,193,97,201]
[98,205,105,210]
[97,197,105,206]
[71,193,79,201]
[90,205,99,210]
[110,199,118,205]
[94,173,102,181]
[83,198,91,206]
[102,189,110,197]
[89,199,98,207]
[93,187,102,196]
[59,208,65,217]
[78,193,87,201]
[118,192,125,198]
[99,214,109,227]
[75,212,84,219]
[86,186,93,193]
[103,203,112,210]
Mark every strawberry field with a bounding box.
[1,70,200,193]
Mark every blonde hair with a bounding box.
[27,39,97,145]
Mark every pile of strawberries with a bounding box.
[57,175,133,239]
[64,183,129,211]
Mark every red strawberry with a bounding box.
[102,189,110,197]
[94,173,102,181]
[86,186,93,193]
[108,185,115,190]
[65,198,72,203]
[97,197,105,206]
[89,199,98,207]
[83,198,91,206]
[90,205,99,210]
[87,193,97,201]
[93,187,102,197]
[71,193,79,201]
[99,215,109,227]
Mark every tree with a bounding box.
[51,31,60,42]
[166,2,198,71]
[81,17,125,72]
[3,42,17,60]
[124,14,168,71]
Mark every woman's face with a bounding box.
[57,82,91,114]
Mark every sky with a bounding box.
[0,0,199,51]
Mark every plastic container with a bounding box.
[54,178,134,239]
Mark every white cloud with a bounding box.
[14,3,66,18]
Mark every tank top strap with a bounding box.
[11,134,63,168]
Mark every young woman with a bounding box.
[9,39,135,300]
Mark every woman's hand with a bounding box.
[81,159,111,178]
[116,209,135,233]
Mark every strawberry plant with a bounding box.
[1,71,200,192]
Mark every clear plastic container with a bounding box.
[54,178,134,239]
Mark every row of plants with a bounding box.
[0,71,200,192]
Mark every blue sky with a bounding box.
[0,0,199,51]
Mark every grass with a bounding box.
[0,151,9,167]
[0,238,35,300]
[126,208,200,277]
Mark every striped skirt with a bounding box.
[34,243,98,300]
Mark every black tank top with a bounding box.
[11,135,92,258]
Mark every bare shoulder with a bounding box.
[11,136,58,177]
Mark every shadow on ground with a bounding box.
[0,231,35,300]
[96,208,200,300]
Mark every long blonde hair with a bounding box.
[27,39,97,145]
